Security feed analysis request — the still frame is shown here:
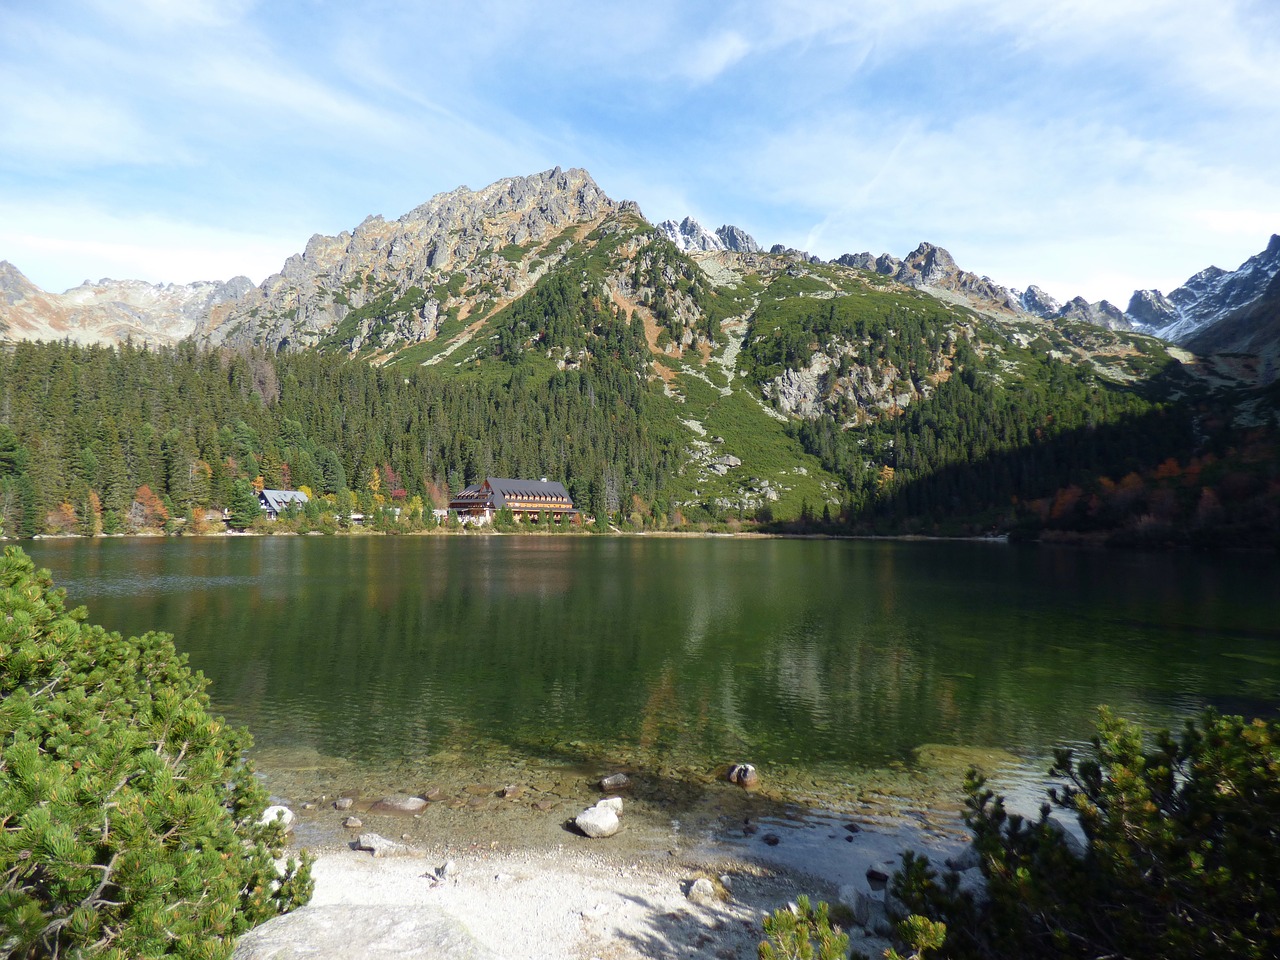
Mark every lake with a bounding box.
[22,535,1280,818]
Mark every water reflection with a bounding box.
[25,537,1280,785]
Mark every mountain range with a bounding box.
[1,167,1277,545]
[1,168,1277,363]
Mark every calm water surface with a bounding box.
[24,536,1280,804]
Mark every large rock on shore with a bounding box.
[232,904,495,959]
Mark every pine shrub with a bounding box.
[1,546,312,959]
[890,707,1280,959]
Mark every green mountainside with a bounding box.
[1,179,1277,545]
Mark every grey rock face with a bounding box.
[658,216,725,252]
[768,244,822,264]
[231,904,496,960]
[1056,296,1133,331]
[715,224,760,253]
[1019,284,1062,317]
[0,265,254,345]
[1126,289,1178,328]
[834,252,879,271]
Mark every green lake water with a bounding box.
[22,536,1280,818]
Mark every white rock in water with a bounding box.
[575,805,620,838]
[258,805,295,833]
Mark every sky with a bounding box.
[2,0,1279,306]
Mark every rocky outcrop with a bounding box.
[1018,285,1062,318]
[1126,289,1178,328]
[715,224,760,253]
[659,216,724,252]
[833,244,1020,315]
[768,244,822,264]
[1055,296,1133,331]
[657,218,760,254]
[231,904,496,960]
[0,261,250,345]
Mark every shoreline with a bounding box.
[235,743,1024,958]
[255,781,974,960]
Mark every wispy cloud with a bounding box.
[1,1,1277,303]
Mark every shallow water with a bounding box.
[25,535,1280,837]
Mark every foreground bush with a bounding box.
[891,707,1280,959]
[0,546,312,959]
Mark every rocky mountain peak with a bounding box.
[0,261,40,306]
[1018,285,1061,318]
[898,242,959,287]
[715,224,760,253]
[659,217,725,252]
[200,166,624,352]
[1126,289,1178,328]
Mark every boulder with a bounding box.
[258,805,295,834]
[231,904,495,959]
[594,796,623,814]
[687,877,718,906]
[342,816,363,829]
[575,803,621,839]
[355,832,420,858]
[727,763,759,788]
[334,797,354,811]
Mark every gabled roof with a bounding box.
[448,477,576,510]
[484,477,573,505]
[259,489,309,513]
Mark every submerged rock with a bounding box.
[727,764,759,789]
[599,773,632,792]
[371,794,427,814]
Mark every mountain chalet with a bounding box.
[448,478,577,524]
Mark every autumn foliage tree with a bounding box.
[126,484,169,532]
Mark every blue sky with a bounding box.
[2,0,1278,305]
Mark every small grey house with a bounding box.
[258,488,309,520]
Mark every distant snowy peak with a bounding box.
[658,217,759,253]
[1141,233,1280,343]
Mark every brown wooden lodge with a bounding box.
[447,477,578,525]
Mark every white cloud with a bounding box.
[682,31,753,83]
[0,200,299,292]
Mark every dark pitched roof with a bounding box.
[448,477,575,510]
[485,478,572,505]
[259,489,309,513]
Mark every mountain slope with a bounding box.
[198,167,622,354]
